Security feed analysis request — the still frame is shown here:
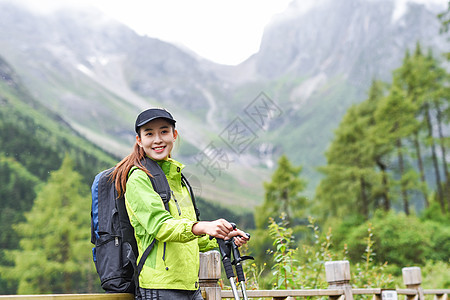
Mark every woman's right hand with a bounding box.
[192,219,249,245]
[192,219,234,239]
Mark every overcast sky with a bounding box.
[3,0,293,65]
[1,0,448,65]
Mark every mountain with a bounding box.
[0,0,447,207]
[0,53,117,184]
[235,0,448,192]
[255,0,447,82]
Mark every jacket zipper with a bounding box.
[171,190,181,216]
[163,242,167,263]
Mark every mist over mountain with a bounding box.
[0,0,447,207]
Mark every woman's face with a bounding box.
[136,118,177,161]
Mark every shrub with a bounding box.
[263,215,394,291]
[340,211,432,273]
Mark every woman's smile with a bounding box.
[152,146,166,152]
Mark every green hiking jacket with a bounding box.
[125,158,217,290]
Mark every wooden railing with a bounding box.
[0,251,448,299]
[199,251,450,300]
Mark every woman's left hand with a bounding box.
[225,228,249,247]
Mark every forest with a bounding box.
[249,42,449,290]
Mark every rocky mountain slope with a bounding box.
[0,0,447,207]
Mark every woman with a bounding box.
[111,108,248,300]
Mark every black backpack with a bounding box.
[90,157,199,294]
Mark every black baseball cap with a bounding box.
[135,108,176,133]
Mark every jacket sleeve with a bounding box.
[125,169,198,243]
[198,235,218,252]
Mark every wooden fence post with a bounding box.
[199,250,221,300]
[402,267,424,300]
[325,260,354,300]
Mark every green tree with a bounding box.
[374,78,419,214]
[251,155,307,265]
[316,80,388,219]
[318,45,450,217]
[405,45,449,211]
[364,81,393,212]
[316,106,375,218]
[3,155,97,294]
[0,155,41,294]
[438,0,450,59]
[255,155,307,229]
[423,50,450,211]
[398,49,427,199]
[385,43,450,212]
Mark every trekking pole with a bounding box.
[216,237,240,300]
[231,233,254,300]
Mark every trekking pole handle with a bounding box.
[208,221,236,240]
[230,223,252,240]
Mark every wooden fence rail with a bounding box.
[0,251,448,300]
[199,251,449,300]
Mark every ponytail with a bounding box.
[111,142,153,198]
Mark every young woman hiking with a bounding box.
[112,108,248,300]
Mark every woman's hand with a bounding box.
[192,219,249,246]
[192,219,234,239]
[226,228,249,247]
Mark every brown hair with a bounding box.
[111,142,152,198]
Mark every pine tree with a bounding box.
[374,79,418,215]
[404,44,449,212]
[316,80,387,219]
[255,155,307,229]
[0,155,41,294]
[438,1,450,59]
[394,43,449,212]
[5,155,96,293]
[423,49,450,211]
[397,49,430,207]
[316,44,449,217]
[316,106,374,218]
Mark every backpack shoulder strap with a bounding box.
[141,158,171,211]
[135,158,172,278]
[181,173,200,221]
[95,168,119,236]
